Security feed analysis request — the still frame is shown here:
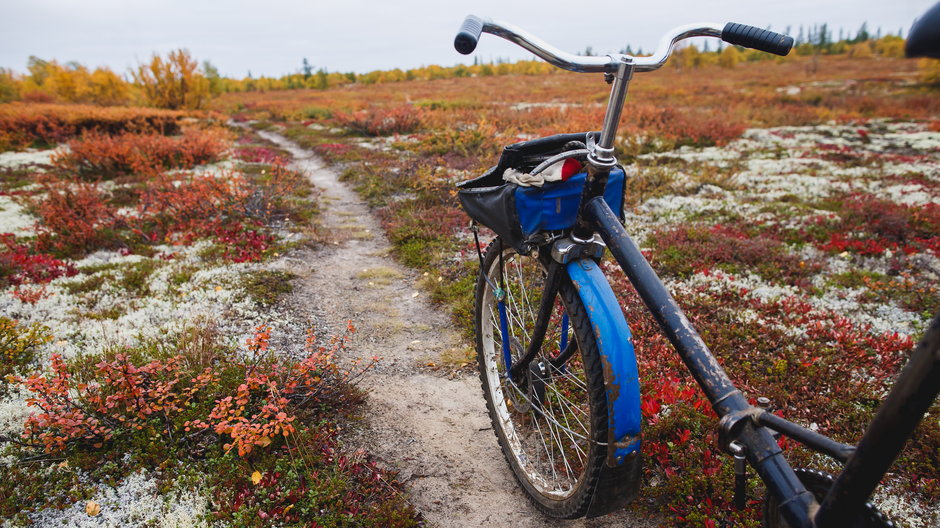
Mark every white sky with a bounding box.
[0,0,934,77]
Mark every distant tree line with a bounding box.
[635,22,907,71]
[0,22,932,109]
[0,53,563,108]
[0,50,212,109]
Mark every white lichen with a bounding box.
[28,470,212,528]
[0,196,35,237]
[0,147,63,168]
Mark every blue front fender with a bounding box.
[566,257,641,465]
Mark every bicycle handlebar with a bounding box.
[454,16,793,73]
[455,16,615,73]
[722,23,794,56]
[454,15,484,55]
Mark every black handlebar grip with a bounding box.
[455,15,484,55]
[722,22,794,56]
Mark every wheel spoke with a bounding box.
[531,409,559,484]
[542,391,576,484]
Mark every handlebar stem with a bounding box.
[594,57,634,164]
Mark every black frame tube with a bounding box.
[585,197,817,527]
[587,197,747,414]
[756,411,856,463]
[815,312,940,527]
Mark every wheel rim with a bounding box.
[480,247,593,499]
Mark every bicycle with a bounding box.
[453,8,940,527]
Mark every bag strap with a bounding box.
[471,220,504,298]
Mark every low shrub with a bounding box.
[212,223,274,263]
[0,233,77,288]
[31,178,123,257]
[606,270,933,525]
[410,121,499,157]
[24,146,299,262]
[240,270,296,306]
[333,105,424,136]
[620,104,747,153]
[5,324,418,526]
[131,171,248,245]
[53,128,230,179]
[648,223,821,288]
[241,162,313,224]
[0,103,186,151]
[15,325,352,455]
[816,194,940,257]
[0,317,50,397]
[27,166,286,263]
[234,145,283,164]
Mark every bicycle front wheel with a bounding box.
[474,238,614,518]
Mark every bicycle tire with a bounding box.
[474,238,622,518]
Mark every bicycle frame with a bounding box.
[576,35,939,528]
[578,77,940,528]
[458,15,940,528]
[574,176,940,528]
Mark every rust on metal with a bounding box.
[599,349,622,465]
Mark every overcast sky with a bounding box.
[1,0,934,78]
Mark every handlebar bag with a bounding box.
[457,132,625,253]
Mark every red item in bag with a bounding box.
[560,158,583,181]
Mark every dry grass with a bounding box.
[355,266,403,286]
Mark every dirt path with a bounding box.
[260,131,655,527]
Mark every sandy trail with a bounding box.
[260,130,655,527]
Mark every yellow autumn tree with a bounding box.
[0,68,19,103]
[46,62,91,102]
[919,58,940,88]
[87,68,130,105]
[14,57,130,105]
[847,42,874,58]
[672,45,703,70]
[133,49,210,109]
[874,35,905,58]
[718,46,742,68]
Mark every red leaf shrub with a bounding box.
[333,105,424,136]
[8,323,416,525]
[234,146,282,164]
[17,324,369,456]
[19,352,217,452]
[212,223,273,263]
[31,178,122,256]
[600,262,933,524]
[817,194,940,256]
[648,223,820,288]
[621,103,747,148]
[0,103,185,151]
[131,171,249,245]
[0,234,77,286]
[53,128,230,179]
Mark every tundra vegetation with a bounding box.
[0,31,938,527]
[0,105,417,525]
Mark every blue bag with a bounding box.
[457,132,625,253]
